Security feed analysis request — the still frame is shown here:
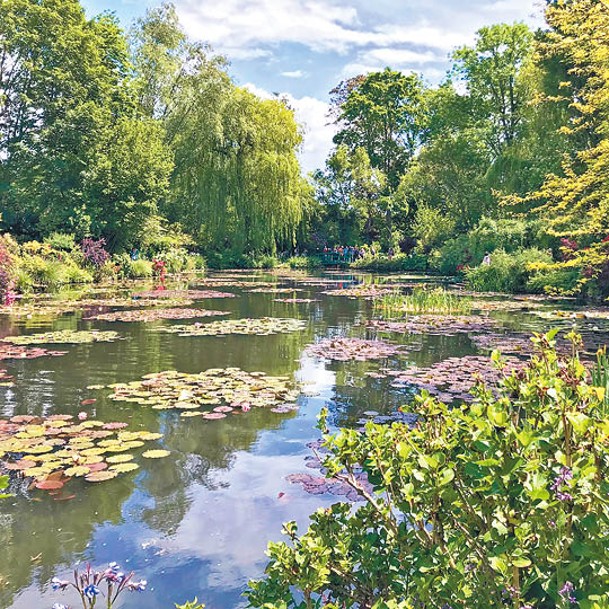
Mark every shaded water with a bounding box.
[0,272,606,609]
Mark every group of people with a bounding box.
[322,245,366,263]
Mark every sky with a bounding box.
[82,0,545,172]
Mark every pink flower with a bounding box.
[78,412,88,421]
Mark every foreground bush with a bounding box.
[248,331,609,609]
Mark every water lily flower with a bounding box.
[83,584,100,599]
[127,579,147,592]
[50,577,69,591]
[77,412,88,421]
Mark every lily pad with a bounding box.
[4,330,120,346]
[306,337,404,362]
[85,470,118,482]
[84,308,229,323]
[142,449,171,459]
[367,315,497,336]
[100,367,300,414]
[0,344,68,361]
[157,317,307,337]
[133,289,236,300]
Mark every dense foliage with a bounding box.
[248,332,609,608]
[0,0,305,260]
[307,1,609,299]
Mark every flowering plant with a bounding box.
[51,562,146,609]
[80,238,110,268]
[248,331,609,609]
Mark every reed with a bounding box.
[375,286,472,316]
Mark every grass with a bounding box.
[375,286,472,316]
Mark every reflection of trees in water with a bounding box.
[0,479,133,609]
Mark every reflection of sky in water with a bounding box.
[2,274,595,609]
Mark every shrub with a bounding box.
[80,238,110,268]
[286,256,323,270]
[412,204,456,252]
[351,253,428,273]
[465,248,553,293]
[248,331,609,609]
[128,259,154,278]
[44,232,76,252]
[0,236,16,304]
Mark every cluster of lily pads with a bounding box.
[306,337,404,362]
[133,289,235,300]
[156,317,307,337]
[3,330,120,345]
[247,287,303,294]
[383,355,525,402]
[0,414,167,489]
[0,343,68,361]
[84,308,229,323]
[323,285,396,299]
[367,315,497,336]
[273,298,320,304]
[101,367,300,418]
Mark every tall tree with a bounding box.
[331,68,425,188]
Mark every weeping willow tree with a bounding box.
[131,3,305,256]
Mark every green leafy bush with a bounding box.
[351,253,428,273]
[128,259,154,278]
[465,248,553,292]
[43,232,77,252]
[248,331,609,609]
[286,256,323,270]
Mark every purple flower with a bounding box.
[83,584,100,599]
[50,578,69,591]
[551,467,574,502]
[127,579,147,592]
[559,581,577,604]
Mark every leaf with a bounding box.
[142,449,171,459]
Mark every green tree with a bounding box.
[331,69,426,188]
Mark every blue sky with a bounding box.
[82,0,545,172]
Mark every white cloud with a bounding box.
[281,70,308,79]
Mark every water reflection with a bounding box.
[1,274,607,609]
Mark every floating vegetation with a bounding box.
[470,299,542,312]
[142,449,171,459]
[133,289,235,300]
[273,298,320,304]
[0,370,14,386]
[0,344,68,361]
[157,317,307,337]
[247,288,304,294]
[306,337,404,362]
[4,330,120,345]
[0,415,163,489]
[84,308,229,323]
[103,367,300,414]
[532,309,609,321]
[383,355,525,403]
[199,280,274,288]
[367,315,497,336]
[375,287,472,316]
[323,285,396,299]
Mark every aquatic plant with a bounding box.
[248,331,609,609]
[84,308,229,323]
[322,285,395,299]
[50,562,146,609]
[592,347,609,413]
[273,298,320,304]
[0,344,68,361]
[367,314,497,336]
[375,286,472,315]
[3,330,120,345]
[0,369,14,386]
[133,289,235,300]
[0,414,163,489]
[102,368,300,415]
[157,317,307,337]
[306,337,404,362]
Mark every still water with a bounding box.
[0,272,602,609]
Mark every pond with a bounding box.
[0,271,608,609]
